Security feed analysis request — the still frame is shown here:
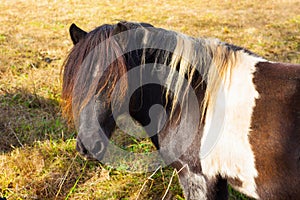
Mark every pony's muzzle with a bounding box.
[76,136,106,161]
[76,138,89,157]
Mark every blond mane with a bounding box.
[161,33,239,120]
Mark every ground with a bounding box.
[0,0,299,199]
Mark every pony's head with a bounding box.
[61,21,153,159]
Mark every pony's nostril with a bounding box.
[76,140,88,155]
[92,140,104,154]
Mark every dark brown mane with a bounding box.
[61,25,127,125]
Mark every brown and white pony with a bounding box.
[61,21,300,199]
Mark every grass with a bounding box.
[0,0,299,199]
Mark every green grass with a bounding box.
[0,0,299,199]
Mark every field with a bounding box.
[0,0,299,199]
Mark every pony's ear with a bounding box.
[69,23,87,45]
[112,22,128,35]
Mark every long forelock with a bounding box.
[61,25,128,126]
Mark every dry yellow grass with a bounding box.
[0,0,299,199]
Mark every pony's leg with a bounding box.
[176,165,228,200]
[177,170,207,200]
[209,175,228,200]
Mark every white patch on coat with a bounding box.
[200,52,265,199]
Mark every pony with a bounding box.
[61,21,300,199]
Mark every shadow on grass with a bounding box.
[0,88,75,153]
